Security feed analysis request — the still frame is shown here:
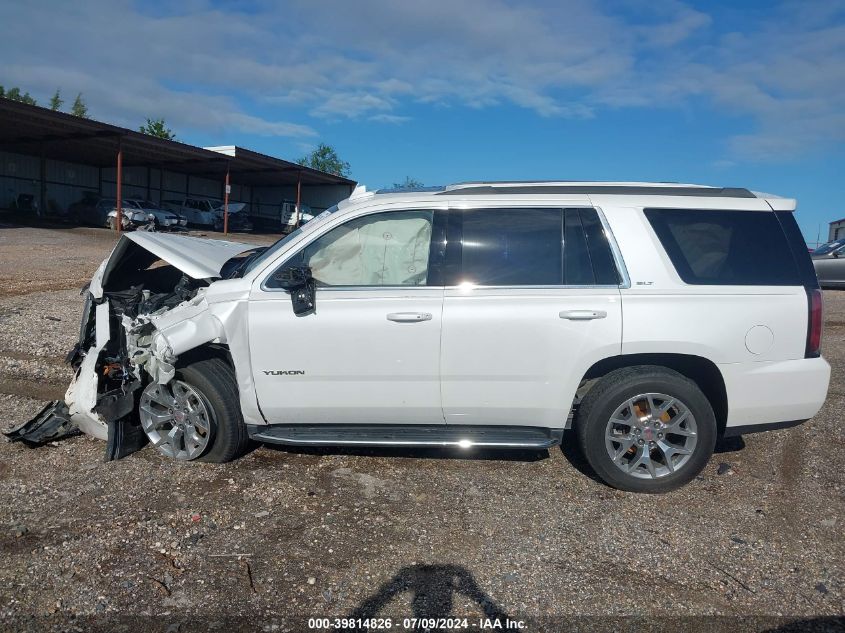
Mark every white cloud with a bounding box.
[0,0,842,159]
[368,114,411,124]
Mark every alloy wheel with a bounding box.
[604,393,698,479]
[139,380,213,460]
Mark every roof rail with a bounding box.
[438,181,756,198]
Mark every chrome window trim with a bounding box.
[593,206,631,289]
[445,285,622,291]
[452,203,630,291]
[315,285,438,292]
[259,204,631,293]
[259,207,438,293]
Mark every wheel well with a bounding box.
[175,343,235,372]
[581,354,728,435]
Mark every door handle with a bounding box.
[387,312,433,322]
[559,309,607,320]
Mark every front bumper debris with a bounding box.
[4,401,82,447]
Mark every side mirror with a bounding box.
[272,265,311,289]
[272,266,315,315]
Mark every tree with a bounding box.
[297,143,350,177]
[139,117,176,140]
[391,176,424,190]
[49,89,63,111]
[1,86,37,105]
[71,93,89,118]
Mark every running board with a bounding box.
[247,424,563,449]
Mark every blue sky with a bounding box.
[1,0,843,242]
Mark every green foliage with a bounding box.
[297,143,351,177]
[139,118,177,140]
[392,176,424,190]
[1,85,37,105]
[70,93,89,118]
[49,89,63,111]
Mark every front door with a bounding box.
[440,206,624,427]
[248,208,445,425]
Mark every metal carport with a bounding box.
[0,99,355,233]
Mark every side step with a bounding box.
[247,424,563,449]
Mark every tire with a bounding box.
[139,357,250,463]
[179,357,250,463]
[575,366,717,493]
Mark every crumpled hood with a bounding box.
[214,202,246,214]
[91,232,261,297]
[125,232,260,279]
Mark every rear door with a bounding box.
[440,206,624,427]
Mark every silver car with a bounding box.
[812,239,845,288]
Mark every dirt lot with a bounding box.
[0,223,842,632]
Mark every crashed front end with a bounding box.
[6,232,260,460]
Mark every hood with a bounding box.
[212,202,246,215]
[125,232,260,279]
[93,233,260,298]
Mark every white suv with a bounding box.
[12,181,829,492]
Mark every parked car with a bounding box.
[124,199,186,230]
[105,205,156,230]
[161,196,248,230]
[10,193,39,216]
[66,191,104,225]
[213,210,253,233]
[252,200,314,232]
[10,181,829,493]
[65,196,150,230]
[811,239,845,288]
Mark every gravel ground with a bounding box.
[0,223,843,632]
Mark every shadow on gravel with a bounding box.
[714,435,746,454]
[764,617,845,632]
[345,564,509,628]
[559,429,604,485]
[258,443,550,462]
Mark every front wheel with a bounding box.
[138,357,249,462]
[575,366,717,493]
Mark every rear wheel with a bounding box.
[138,357,249,462]
[575,366,716,493]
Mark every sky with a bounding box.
[1,0,843,243]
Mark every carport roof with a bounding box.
[0,99,355,187]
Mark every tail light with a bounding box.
[805,288,823,358]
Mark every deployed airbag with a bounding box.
[305,212,432,286]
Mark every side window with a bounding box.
[570,208,620,285]
[458,208,620,286]
[645,209,801,286]
[563,209,593,285]
[460,208,562,285]
[268,210,433,287]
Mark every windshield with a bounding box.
[241,204,341,276]
[812,239,845,255]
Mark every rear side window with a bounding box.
[565,208,620,285]
[645,209,801,286]
[461,208,562,285]
[459,207,620,286]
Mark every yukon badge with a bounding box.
[263,370,306,376]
